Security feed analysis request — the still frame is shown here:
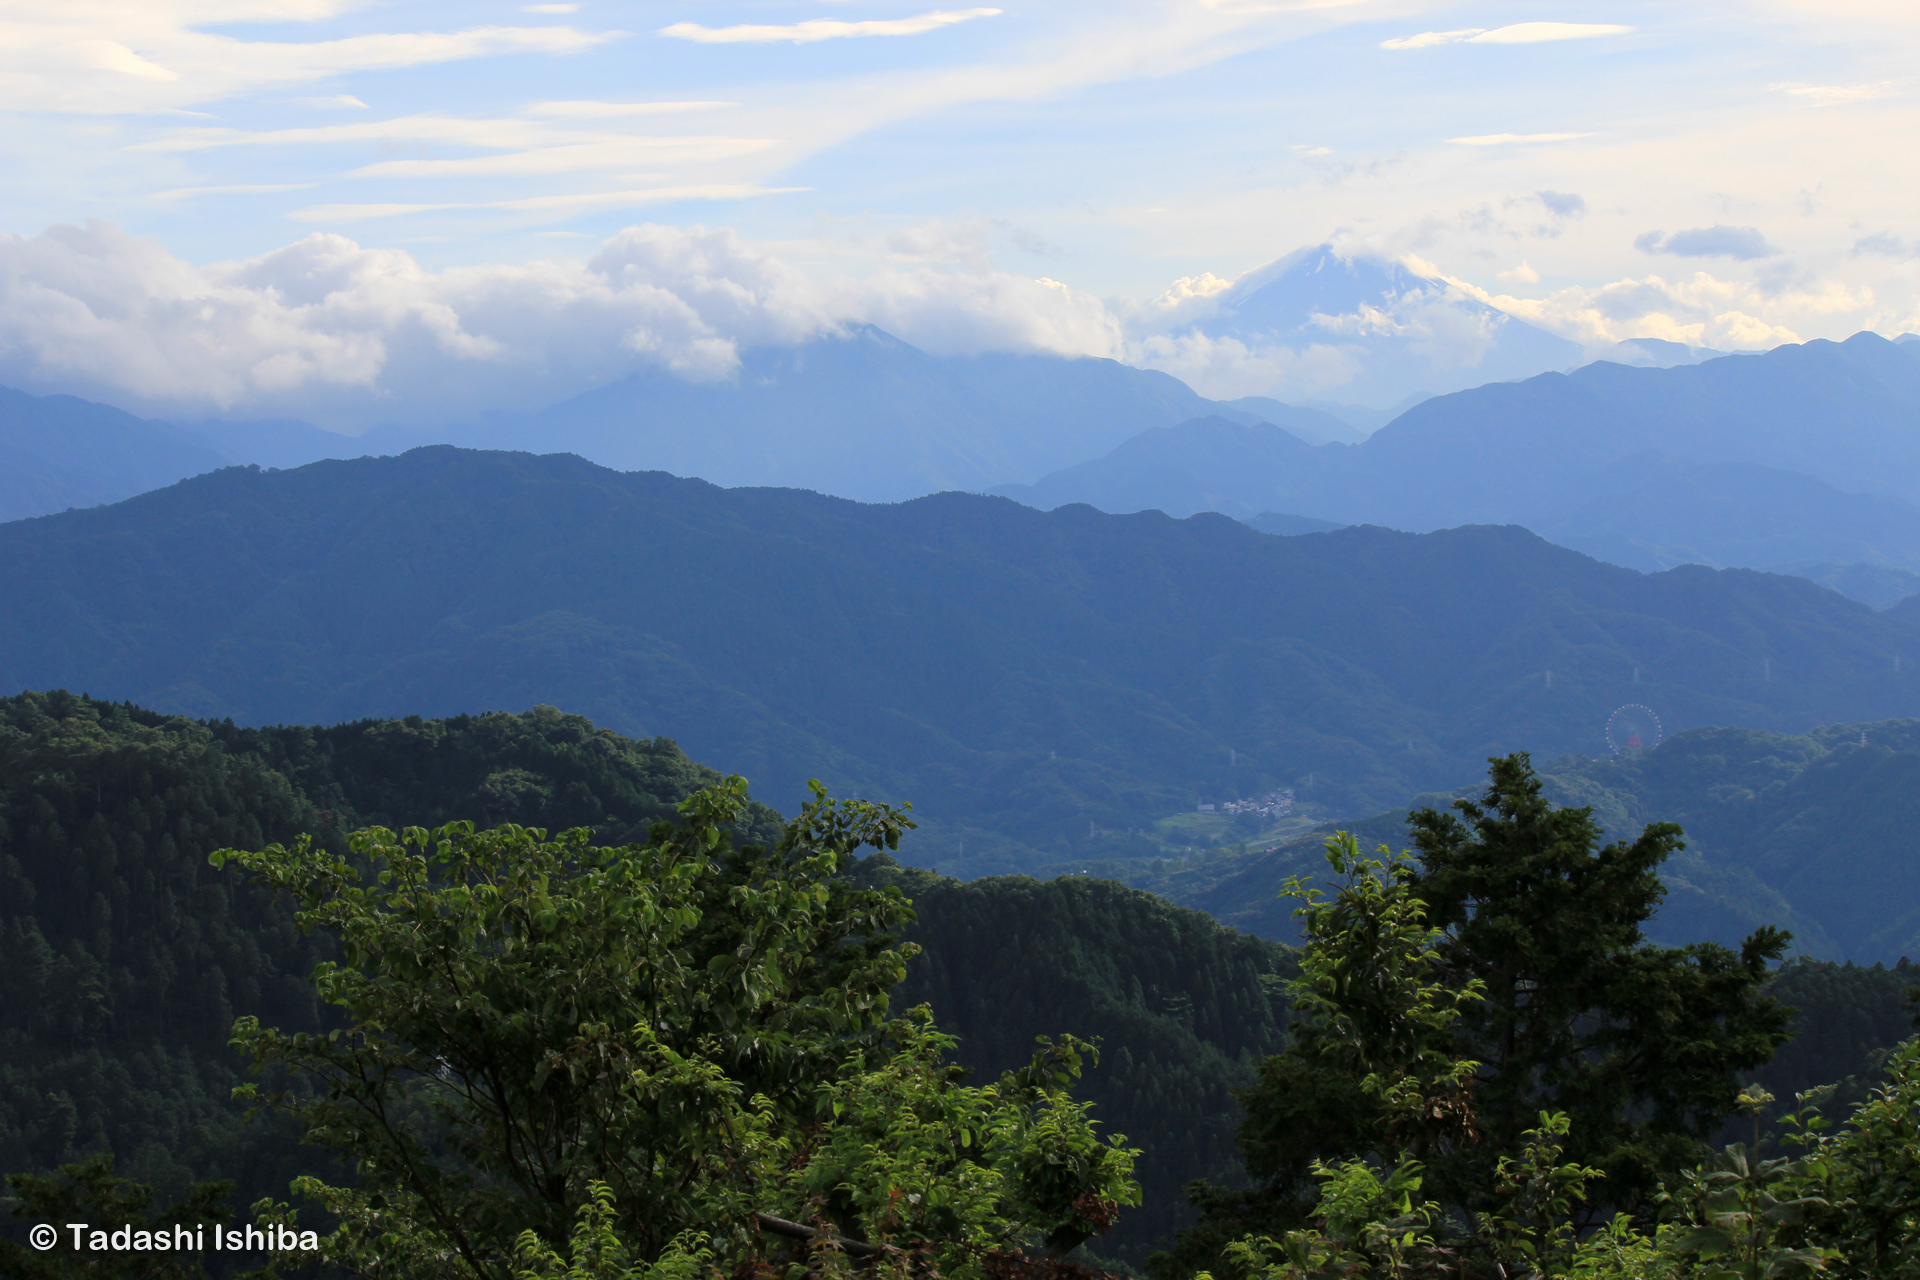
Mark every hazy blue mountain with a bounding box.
[1298,394,1432,437]
[1882,591,1920,630]
[1001,334,1920,600]
[0,385,371,521]
[5,446,1920,877]
[1211,396,1369,445]
[1532,456,1920,578]
[361,326,1223,502]
[1170,246,1585,407]
[1332,333,1920,521]
[1767,562,1920,611]
[0,386,231,521]
[1595,337,1729,368]
[173,416,364,472]
[991,416,1328,518]
[1243,511,1347,536]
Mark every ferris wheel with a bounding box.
[1605,704,1663,756]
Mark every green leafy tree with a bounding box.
[1787,1037,1920,1278]
[1480,1112,1605,1279]
[212,779,1136,1280]
[0,1154,231,1280]
[1155,833,1474,1274]
[1162,754,1796,1278]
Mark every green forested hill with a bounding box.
[1104,720,1920,964]
[4,446,1920,875]
[0,693,1288,1263]
[0,693,779,1208]
[853,857,1293,1257]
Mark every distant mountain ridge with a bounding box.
[367,326,1224,502]
[996,333,1920,596]
[0,385,359,523]
[6,445,1920,876]
[2,328,1341,518]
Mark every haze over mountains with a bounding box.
[999,332,1920,604]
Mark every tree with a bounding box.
[0,1154,231,1280]
[1406,753,1794,1217]
[1159,754,1796,1277]
[213,779,1137,1280]
[1151,833,1477,1274]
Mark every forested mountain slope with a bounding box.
[855,856,1293,1256]
[1120,720,1920,964]
[0,692,780,1207]
[0,693,1290,1263]
[5,447,1920,873]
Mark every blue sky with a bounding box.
[2,1,1915,426]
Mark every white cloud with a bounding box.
[1773,81,1899,106]
[1447,132,1594,145]
[0,219,1125,428]
[152,183,314,199]
[1499,261,1540,284]
[1380,28,1485,50]
[0,15,614,114]
[1384,22,1630,49]
[1469,22,1632,44]
[659,9,1003,46]
[287,94,368,109]
[1634,226,1778,260]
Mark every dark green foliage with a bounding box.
[0,1154,231,1280]
[1753,958,1920,1120]
[205,704,783,849]
[212,783,933,1277]
[1161,755,1795,1276]
[5,448,1920,874]
[1536,721,1920,961]
[851,857,1295,1261]
[1406,754,1793,1216]
[0,691,333,1205]
[1128,720,1920,971]
[0,692,777,1214]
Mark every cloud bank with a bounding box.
[0,221,1905,428]
[0,220,1119,429]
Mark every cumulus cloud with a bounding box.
[1,219,1905,430]
[1634,226,1778,260]
[659,9,1002,45]
[0,220,1122,429]
[1127,331,1364,401]
[1445,269,1833,356]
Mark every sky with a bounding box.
[2,0,1917,428]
